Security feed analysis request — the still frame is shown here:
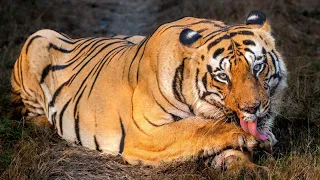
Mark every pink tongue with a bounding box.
[239,118,268,141]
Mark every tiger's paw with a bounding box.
[205,149,253,170]
[259,131,277,152]
[236,133,258,152]
[205,149,269,172]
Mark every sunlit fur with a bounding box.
[11,15,286,166]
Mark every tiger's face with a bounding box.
[179,11,287,140]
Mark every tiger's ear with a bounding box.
[245,10,271,32]
[179,28,202,48]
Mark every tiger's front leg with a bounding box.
[123,117,258,166]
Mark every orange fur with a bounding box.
[11,12,287,168]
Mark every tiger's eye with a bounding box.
[253,64,262,71]
[218,73,228,80]
[256,56,263,61]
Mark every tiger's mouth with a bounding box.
[239,117,268,141]
[224,110,269,141]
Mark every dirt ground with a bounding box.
[0,0,320,179]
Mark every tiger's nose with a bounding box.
[239,100,261,114]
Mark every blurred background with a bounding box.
[0,0,319,179]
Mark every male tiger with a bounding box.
[11,11,287,168]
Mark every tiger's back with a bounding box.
[11,29,142,153]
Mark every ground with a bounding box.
[0,0,320,179]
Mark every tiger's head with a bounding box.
[162,11,287,141]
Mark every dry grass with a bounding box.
[0,0,319,179]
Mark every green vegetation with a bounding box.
[0,0,319,179]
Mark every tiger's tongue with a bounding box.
[240,118,268,141]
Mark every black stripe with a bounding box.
[70,45,127,100]
[153,94,182,121]
[66,38,99,63]
[207,34,231,50]
[55,38,106,57]
[57,37,77,44]
[50,80,70,107]
[172,114,182,121]
[123,35,134,40]
[195,68,200,97]
[74,86,86,146]
[213,48,225,59]
[155,55,191,114]
[119,118,126,154]
[243,40,256,46]
[244,48,254,55]
[233,41,241,47]
[143,115,162,127]
[156,67,189,114]
[197,28,208,33]
[219,58,227,70]
[172,58,186,103]
[207,65,213,73]
[202,73,208,91]
[88,45,128,97]
[51,39,106,72]
[59,99,71,135]
[56,31,73,40]
[203,26,229,37]
[160,20,224,35]
[127,37,148,82]
[51,112,57,128]
[207,30,254,50]
[94,135,101,152]
[204,30,226,44]
[136,37,151,82]
[262,47,267,55]
[26,35,42,53]
[71,40,110,70]
[70,41,126,87]
[200,91,222,100]
[132,117,148,135]
[74,114,82,145]
[234,31,254,36]
[271,50,279,63]
[206,31,254,50]
[231,26,252,30]
[212,84,222,90]
[72,39,120,71]
[48,43,73,53]
[268,52,277,73]
[40,65,52,83]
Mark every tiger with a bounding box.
[11,10,287,168]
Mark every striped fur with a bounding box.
[11,13,286,167]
